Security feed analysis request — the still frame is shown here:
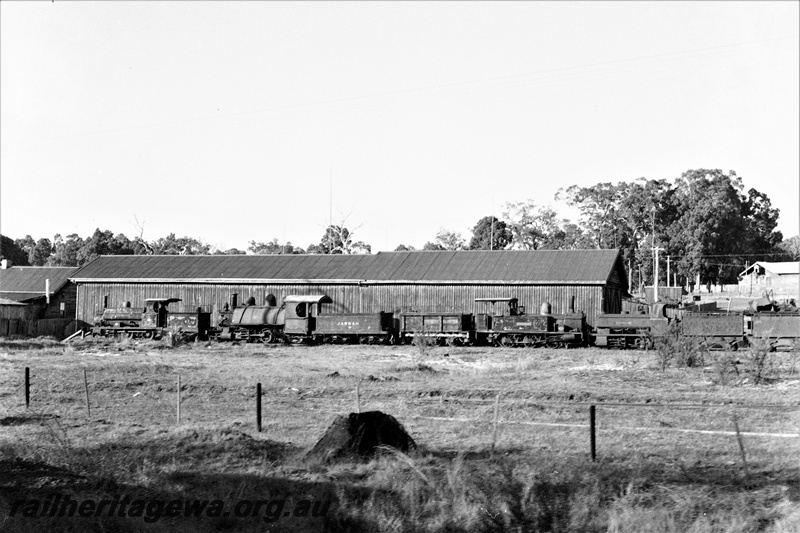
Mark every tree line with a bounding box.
[2,169,798,287]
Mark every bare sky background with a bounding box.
[1,1,798,253]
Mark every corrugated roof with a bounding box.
[70,250,623,285]
[0,267,76,301]
[739,261,800,277]
[747,261,799,275]
[0,292,51,303]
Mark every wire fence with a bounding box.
[7,366,800,466]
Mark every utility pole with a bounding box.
[666,256,670,289]
[628,259,632,293]
[638,266,642,295]
[651,206,655,249]
[747,261,751,296]
[652,247,662,303]
[328,168,333,254]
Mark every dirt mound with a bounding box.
[307,411,416,463]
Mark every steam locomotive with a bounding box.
[89,297,211,342]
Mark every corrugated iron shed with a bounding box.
[0,267,77,302]
[70,250,623,285]
[739,261,800,277]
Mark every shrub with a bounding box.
[652,322,705,371]
[708,351,740,386]
[742,334,776,385]
[412,332,437,359]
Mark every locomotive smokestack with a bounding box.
[231,293,238,309]
[569,295,575,313]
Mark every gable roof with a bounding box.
[0,267,77,302]
[70,250,625,285]
[740,261,800,277]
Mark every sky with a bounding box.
[1,1,798,253]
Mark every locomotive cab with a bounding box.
[142,298,182,328]
[283,295,332,338]
[474,297,521,334]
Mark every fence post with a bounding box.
[732,412,749,477]
[590,405,597,462]
[83,369,91,418]
[256,383,262,433]
[25,367,30,409]
[176,375,181,425]
[492,393,501,453]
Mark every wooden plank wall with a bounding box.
[0,305,34,321]
[76,282,616,328]
[43,283,78,319]
[0,318,76,339]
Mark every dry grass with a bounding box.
[0,337,798,531]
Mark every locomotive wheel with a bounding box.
[260,330,275,344]
[522,335,535,347]
[142,330,155,340]
[446,337,462,347]
[499,336,514,347]
[547,337,564,348]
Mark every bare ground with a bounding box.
[0,337,798,532]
